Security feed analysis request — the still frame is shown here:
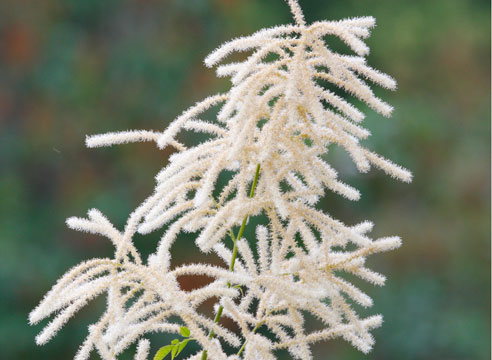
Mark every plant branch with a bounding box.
[201,164,261,360]
[236,309,273,356]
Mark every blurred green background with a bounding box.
[1,0,490,359]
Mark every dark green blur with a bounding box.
[0,0,489,359]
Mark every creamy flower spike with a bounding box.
[30,1,411,359]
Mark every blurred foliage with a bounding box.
[0,0,490,359]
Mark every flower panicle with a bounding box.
[30,1,411,359]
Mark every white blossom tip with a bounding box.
[86,130,161,149]
[376,236,402,251]
[135,339,151,360]
[66,216,85,231]
[28,309,41,326]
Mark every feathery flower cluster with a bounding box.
[30,1,411,359]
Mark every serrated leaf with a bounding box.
[180,326,191,337]
[176,339,190,356]
[154,345,173,360]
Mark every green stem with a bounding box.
[236,320,264,356]
[201,164,261,360]
[236,308,274,356]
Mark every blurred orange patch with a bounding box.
[2,23,36,67]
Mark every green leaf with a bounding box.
[171,339,179,345]
[176,339,190,356]
[171,343,179,359]
[154,345,173,360]
[180,326,191,337]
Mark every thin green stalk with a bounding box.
[236,320,264,356]
[201,164,261,360]
[236,308,274,356]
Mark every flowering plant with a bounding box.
[30,1,411,359]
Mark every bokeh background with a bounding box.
[1,0,490,359]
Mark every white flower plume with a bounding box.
[214,223,401,357]
[30,204,243,360]
[30,1,411,359]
